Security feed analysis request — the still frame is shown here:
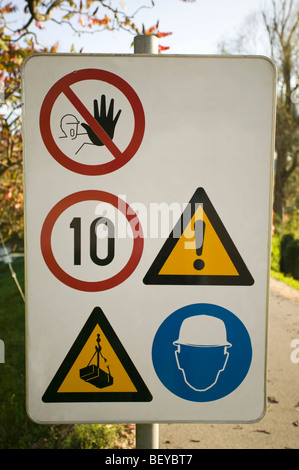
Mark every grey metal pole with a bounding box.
[133,33,159,450]
[134,34,159,55]
[136,423,159,449]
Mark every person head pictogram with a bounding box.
[60,114,80,140]
[173,315,231,391]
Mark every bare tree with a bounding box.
[262,0,299,221]
[219,0,299,222]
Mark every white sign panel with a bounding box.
[22,54,276,423]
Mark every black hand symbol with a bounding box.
[81,95,122,146]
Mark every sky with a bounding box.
[21,0,272,56]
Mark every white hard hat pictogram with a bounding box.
[173,315,232,348]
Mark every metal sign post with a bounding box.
[134,34,159,451]
[134,34,159,55]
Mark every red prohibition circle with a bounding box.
[40,69,145,175]
[40,191,144,292]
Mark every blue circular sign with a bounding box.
[152,303,252,402]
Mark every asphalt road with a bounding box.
[158,278,299,449]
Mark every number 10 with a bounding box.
[70,217,115,266]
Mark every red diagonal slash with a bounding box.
[62,84,122,160]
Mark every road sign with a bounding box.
[152,303,252,402]
[143,187,254,286]
[22,54,276,423]
[39,68,145,175]
[42,307,152,403]
[40,190,143,291]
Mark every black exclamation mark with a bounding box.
[193,219,206,271]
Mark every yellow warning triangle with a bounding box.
[143,188,254,286]
[42,307,152,402]
[58,324,137,394]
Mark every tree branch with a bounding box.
[16,0,65,32]
[28,0,65,22]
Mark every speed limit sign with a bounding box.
[40,190,143,292]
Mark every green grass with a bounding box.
[0,257,135,449]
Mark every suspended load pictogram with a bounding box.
[80,333,113,389]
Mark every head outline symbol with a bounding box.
[173,315,232,392]
[60,114,80,140]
